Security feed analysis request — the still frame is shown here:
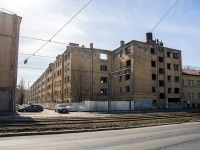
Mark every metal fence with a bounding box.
[38,101,183,112]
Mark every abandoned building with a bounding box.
[29,33,183,110]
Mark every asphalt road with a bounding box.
[0,122,200,150]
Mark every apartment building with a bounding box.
[0,11,22,112]
[30,43,112,103]
[30,33,182,109]
[182,69,200,108]
[112,33,182,109]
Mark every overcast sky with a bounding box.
[0,0,200,88]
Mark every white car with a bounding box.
[55,104,68,113]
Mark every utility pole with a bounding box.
[27,81,30,104]
[108,67,131,112]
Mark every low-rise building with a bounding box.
[182,69,200,108]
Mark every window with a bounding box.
[66,63,70,70]
[119,51,122,57]
[168,88,172,94]
[198,93,200,99]
[126,86,130,93]
[174,76,179,83]
[65,54,67,61]
[151,61,156,67]
[119,62,122,70]
[174,88,179,94]
[125,46,131,54]
[100,65,107,71]
[187,80,193,86]
[159,80,164,86]
[67,76,70,82]
[126,60,131,68]
[100,88,107,95]
[68,52,70,59]
[160,93,165,99]
[152,100,157,106]
[152,74,156,80]
[125,74,130,80]
[167,63,171,70]
[159,68,164,74]
[100,53,107,60]
[152,87,156,93]
[120,87,122,94]
[173,53,178,59]
[100,77,107,83]
[197,81,200,87]
[119,76,122,82]
[151,48,155,54]
[159,57,163,62]
[168,75,172,82]
[187,93,194,99]
[174,64,179,71]
[167,52,170,57]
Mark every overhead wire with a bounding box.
[18,0,93,65]
[19,36,69,45]
[143,0,179,41]
[19,52,55,59]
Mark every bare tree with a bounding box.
[183,65,200,70]
[16,78,26,105]
[71,64,91,102]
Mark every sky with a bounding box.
[0,0,200,88]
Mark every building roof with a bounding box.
[182,69,200,76]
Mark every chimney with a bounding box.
[90,43,93,49]
[120,40,124,47]
[146,32,153,43]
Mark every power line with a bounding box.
[143,0,179,41]
[18,0,93,65]
[19,36,69,45]
[19,52,55,59]
[18,66,47,70]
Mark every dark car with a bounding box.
[55,104,68,113]
[18,104,43,112]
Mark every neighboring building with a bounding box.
[30,33,183,110]
[182,69,200,108]
[0,10,22,112]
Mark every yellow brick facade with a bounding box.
[30,34,183,109]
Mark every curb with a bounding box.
[1,121,199,138]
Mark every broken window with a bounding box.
[159,68,164,74]
[100,77,107,83]
[152,74,156,80]
[174,76,179,82]
[152,87,156,93]
[159,57,163,62]
[174,64,179,71]
[125,46,131,54]
[151,61,156,67]
[151,48,155,54]
[167,63,171,70]
[126,60,131,68]
[100,53,107,60]
[126,86,130,93]
[168,88,172,94]
[174,88,179,94]
[168,75,172,82]
[100,65,107,71]
[100,88,107,95]
[159,80,164,86]
[167,52,170,57]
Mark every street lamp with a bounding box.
[27,81,30,104]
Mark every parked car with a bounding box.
[18,104,43,112]
[55,104,68,113]
[67,106,75,112]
